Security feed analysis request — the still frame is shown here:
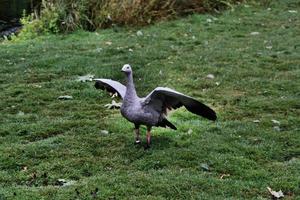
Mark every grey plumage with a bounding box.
[95,64,217,148]
[142,87,217,121]
[94,78,126,99]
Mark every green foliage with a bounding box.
[19,0,245,36]
[16,0,89,39]
[15,2,61,41]
[15,13,42,40]
[39,1,61,33]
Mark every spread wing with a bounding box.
[94,79,126,99]
[143,87,217,121]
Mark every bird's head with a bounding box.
[121,64,132,74]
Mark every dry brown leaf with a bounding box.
[267,187,284,199]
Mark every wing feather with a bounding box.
[143,87,217,121]
[94,79,126,99]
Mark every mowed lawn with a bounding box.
[0,0,299,199]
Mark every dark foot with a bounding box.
[144,144,151,150]
[134,140,141,145]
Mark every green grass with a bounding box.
[0,0,300,199]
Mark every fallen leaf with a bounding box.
[58,95,73,100]
[56,179,76,187]
[17,111,25,116]
[271,119,280,125]
[32,84,42,88]
[21,166,28,171]
[56,179,65,185]
[95,48,102,52]
[206,74,215,79]
[104,100,122,109]
[63,180,76,186]
[220,174,230,179]
[267,187,284,199]
[273,126,281,132]
[187,129,193,135]
[200,163,210,171]
[77,74,95,82]
[100,130,109,135]
[106,166,112,171]
[250,32,260,35]
[136,30,143,36]
[206,18,213,23]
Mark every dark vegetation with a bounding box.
[19,0,247,35]
[0,0,40,38]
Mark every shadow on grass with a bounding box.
[121,135,174,160]
[150,135,174,150]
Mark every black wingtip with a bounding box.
[95,81,104,90]
[207,110,217,121]
[185,101,217,121]
[94,80,120,97]
[157,118,177,130]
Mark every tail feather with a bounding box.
[157,118,177,130]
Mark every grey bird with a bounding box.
[95,64,217,149]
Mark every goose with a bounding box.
[95,64,217,149]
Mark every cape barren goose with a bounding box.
[95,64,217,149]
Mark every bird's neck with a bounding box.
[125,73,138,99]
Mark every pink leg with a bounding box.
[145,126,152,149]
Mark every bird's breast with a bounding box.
[120,101,158,126]
[120,100,140,121]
